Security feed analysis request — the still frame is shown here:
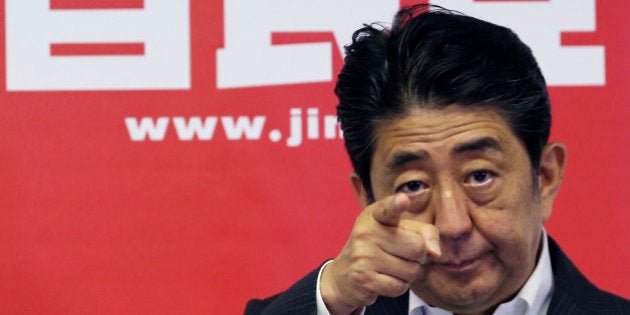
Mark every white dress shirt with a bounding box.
[317,230,553,315]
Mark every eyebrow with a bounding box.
[451,137,502,156]
[386,137,502,172]
[386,150,429,172]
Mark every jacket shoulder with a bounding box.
[243,264,322,315]
[548,237,630,314]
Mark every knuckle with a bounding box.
[355,291,378,307]
[348,271,379,305]
[349,243,375,263]
[348,263,371,286]
[352,226,372,242]
[407,241,425,259]
[381,279,409,297]
[389,260,420,283]
[401,263,421,282]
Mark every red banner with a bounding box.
[0,0,627,313]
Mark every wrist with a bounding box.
[320,260,361,315]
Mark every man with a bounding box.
[245,4,630,315]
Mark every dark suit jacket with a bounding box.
[244,237,630,314]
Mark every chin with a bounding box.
[418,271,505,313]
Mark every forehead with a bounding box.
[372,105,520,165]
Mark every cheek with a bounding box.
[472,208,514,245]
[472,201,544,278]
[470,195,540,248]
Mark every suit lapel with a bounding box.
[365,291,409,315]
[546,237,597,314]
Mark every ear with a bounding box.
[538,142,567,223]
[350,172,371,208]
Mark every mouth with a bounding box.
[437,251,490,271]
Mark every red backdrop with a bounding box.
[0,0,627,314]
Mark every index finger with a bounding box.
[369,193,410,226]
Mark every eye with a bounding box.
[465,170,495,186]
[396,181,427,194]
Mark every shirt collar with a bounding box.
[409,229,554,315]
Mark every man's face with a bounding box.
[366,105,553,312]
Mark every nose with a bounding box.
[433,186,473,241]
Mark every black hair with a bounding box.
[335,4,551,201]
